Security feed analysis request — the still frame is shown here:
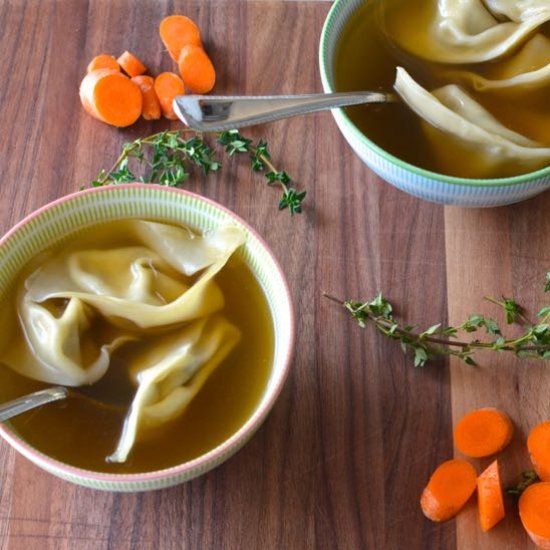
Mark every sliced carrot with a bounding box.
[420,459,477,522]
[154,72,185,120]
[87,54,120,73]
[453,408,513,458]
[477,460,505,532]
[528,421,550,481]
[159,15,202,62]
[131,75,161,120]
[519,482,550,549]
[79,69,142,127]
[117,50,147,78]
[178,45,216,94]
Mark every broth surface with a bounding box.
[334,0,550,178]
[0,220,274,473]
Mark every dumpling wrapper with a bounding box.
[2,221,246,386]
[442,34,550,91]
[107,315,241,463]
[384,0,550,63]
[6,297,133,386]
[394,67,550,177]
[24,221,246,328]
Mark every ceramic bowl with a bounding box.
[319,0,550,207]
[0,184,294,492]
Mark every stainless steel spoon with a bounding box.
[0,386,125,422]
[0,387,69,422]
[173,91,398,132]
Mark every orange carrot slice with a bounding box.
[131,75,161,120]
[79,69,142,127]
[453,408,513,458]
[87,54,120,73]
[154,72,185,120]
[477,460,505,532]
[117,51,147,78]
[420,459,477,522]
[178,45,216,94]
[519,482,550,549]
[528,421,550,481]
[159,15,202,62]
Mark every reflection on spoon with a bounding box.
[173,91,399,132]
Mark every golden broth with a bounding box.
[0,220,274,473]
[334,0,550,178]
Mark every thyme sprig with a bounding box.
[91,129,305,215]
[324,273,550,367]
[218,130,306,214]
[506,470,540,498]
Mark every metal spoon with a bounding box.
[0,386,125,422]
[0,387,70,422]
[173,91,398,132]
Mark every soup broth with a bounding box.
[334,0,550,178]
[0,220,274,473]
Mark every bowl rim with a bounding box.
[0,183,295,485]
[319,0,550,188]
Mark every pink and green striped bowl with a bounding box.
[0,184,294,492]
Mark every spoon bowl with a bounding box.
[0,386,126,422]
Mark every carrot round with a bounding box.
[159,15,202,62]
[131,75,161,121]
[528,421,550,481]
[178,45,216,94]
[87,54,120,73]
[453,408,513,458]
[420,459,477,522]
[519,482,550,549]
[117,50,147,78]
[477,460,505,532]
[79,69,142,127]
[154,72,185,120]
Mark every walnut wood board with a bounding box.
[0,1,547,549]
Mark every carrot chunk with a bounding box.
[159,15,202,62]
[528,421,550,482]
[178,45,216,94]
[453,408,513,458]
[117,51,147,78]
[79,69,142,127]
[154,72,185,120]
[87,54,120,73]
[420,459,478,522]
[477,460,505,532]
[519,482,550,549]
[131,75,161,120]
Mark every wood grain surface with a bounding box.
[0,1,547,549]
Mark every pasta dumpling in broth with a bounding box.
[394,67,550,177]
[384,0,550,63]
[442,34,550,92]
[107,315,241,463]
[0,220,247,463]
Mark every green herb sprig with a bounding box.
[506,470,540,498]
[218,130,306,214]
[91,129,305,215]
[324,273,550,367]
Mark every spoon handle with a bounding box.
[0,386,69,422]
[173,91,397,132]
